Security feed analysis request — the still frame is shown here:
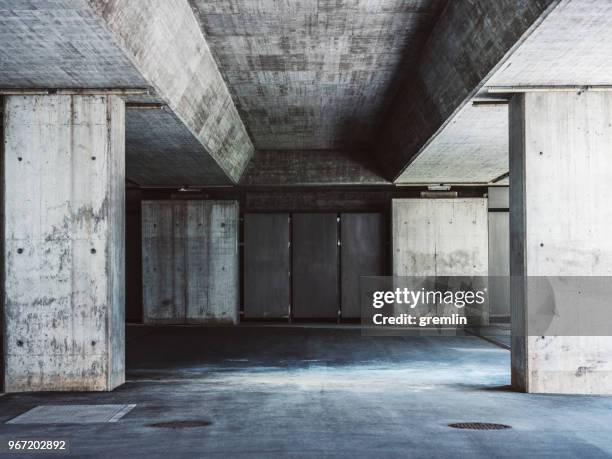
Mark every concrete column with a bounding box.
[510,92,612,394]
[2,95,125,392]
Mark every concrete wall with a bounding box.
[392,198,489,323]
[488,187,510,319]
[142,200,239,324]
[392,198,489,277]
[510,92,612,394]
[3,95,125,392]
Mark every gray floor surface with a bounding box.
[1,325,612,458]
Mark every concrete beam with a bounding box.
[3,95,125,392]
[0,0,254,185]
[240,150,389,187]
[394,0,612,185]
[378,0,555,181]
[88,0,255,183]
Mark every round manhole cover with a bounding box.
[148,420,212,429]
[449,422,511,430]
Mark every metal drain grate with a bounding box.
[449,422,511,430]
[148,420,212,429]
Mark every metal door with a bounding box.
[243,214,291,319]
[340,213,387,319]
[292,213,339,319]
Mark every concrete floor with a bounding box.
[1,325,612,458]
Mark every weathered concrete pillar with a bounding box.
[2,95,125,392]
[510,92,612,394]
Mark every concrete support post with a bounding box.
[2,95,125,392]
[509,92,612,394]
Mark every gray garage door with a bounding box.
[340,213,387,319]
[292,213,339,319]
[243,213,291,319]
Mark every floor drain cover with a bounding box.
[449,422,511,430]
[148,420,212,429]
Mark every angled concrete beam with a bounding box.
[377,0,556,181]
[88,0,255,183]
[394,0,612,185]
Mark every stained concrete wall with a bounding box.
[392,198,489,323]
[3,95,125,392]
[392,199,489,277]
[488,187,510,319]
[510,92,612,394]
[379,0,554,180]
[142,200,239,324]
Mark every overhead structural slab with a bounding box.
[381,0,555,182]
[392,0,612,185]
[0,0,254,185]
[189,0,446,151]
[396,102,509,184]
[486,0,612,88]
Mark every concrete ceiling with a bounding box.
[487,0,612,88]
[397,102,508,184]
[0,0,146,88]
[395,0,612,185]
[0,0,252,186]
[190,0,447,151]
[126,107,232,187]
